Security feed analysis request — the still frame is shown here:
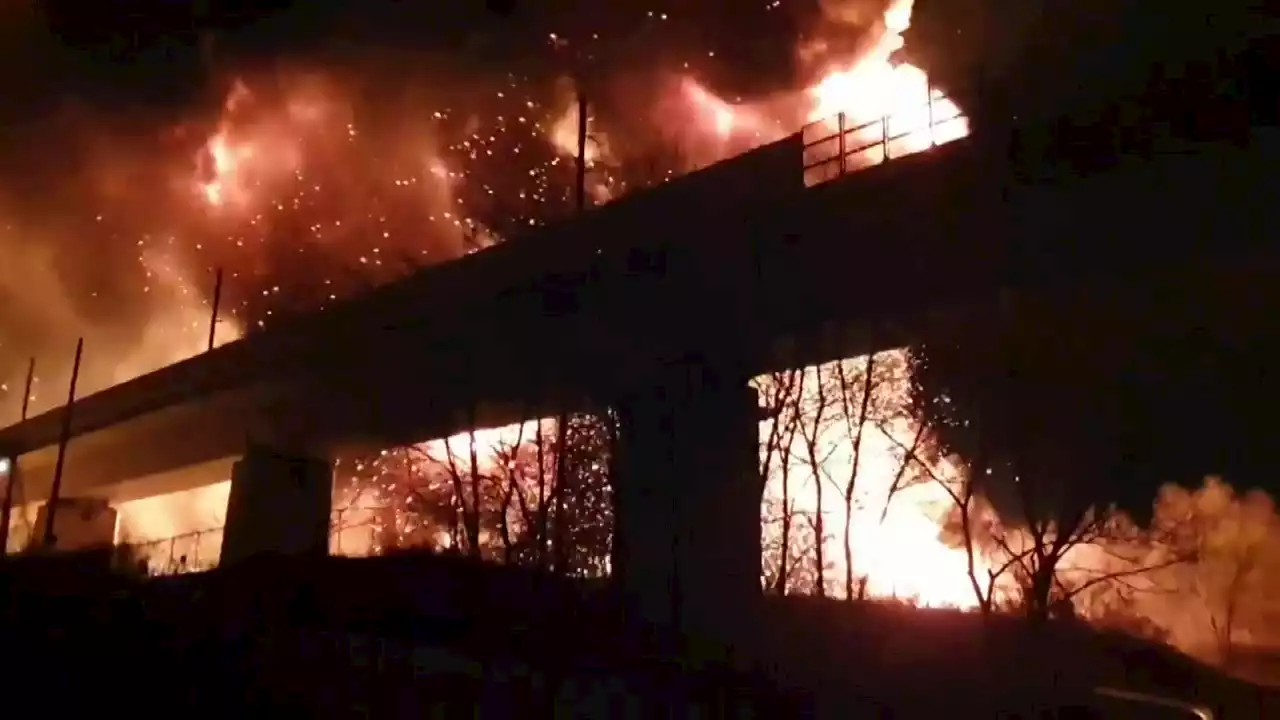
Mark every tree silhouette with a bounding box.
[1150,477,1280,665]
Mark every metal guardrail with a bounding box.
[801,89,968,187]
[118,527,224,576]
[115,509,385,576]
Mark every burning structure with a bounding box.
[1,0,1277,680]
[2,0,971,567]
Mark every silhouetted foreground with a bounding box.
[1,549,1276,717]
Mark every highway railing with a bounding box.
[801,88,969,187]
[113,509,386,576]
[117,527,224,576]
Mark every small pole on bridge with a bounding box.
[882,113,891,162]
[837,112,846,175]
[926,74,935,147]
[208,267,224,352]
[574,90,589,212]
[0,357,37,554]
[19,356,35,421]
[0,458,13,556]
[549,84,590,568]
[42,338,83,549]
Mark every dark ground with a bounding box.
[1,549,1276,717]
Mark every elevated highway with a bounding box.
[0,109,1276,504]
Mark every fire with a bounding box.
[114,480,231,573]
[548,98,603,166]
[759,357,1000,608]
[125,251,243,378]
[802,0,968,158]
[671,0,968,171]
[806,61,969,163]
[682,80,747,140]
[1,0,984,612]
[326,353,999,610]
[193,80,318,214]
[199,132,251,208]
[672,0,980,606]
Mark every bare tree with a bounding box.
[878,425,1015,613]
[499,419,557,571]
[833,353,878,601]
[531,418,555,569]
[906,291,1165,618]
[795,365,838,597]
[755,368,802,595]
[1009,509,1170,620]
[861,418,930,600]
[429,427,488,559]
[332,409,613,579]
[908,436,1187,619]
[550,411,615,578]
[1151,477,1280,665]
[490,421,530,564]
[332,450,454,555]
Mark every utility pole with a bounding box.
[551,86,590,574]
[19,357,34,422]
[208,267,224,351]
[0,457,10,556]
[0,358,36,554]
[42,339,83,549]
[575,90,588,211]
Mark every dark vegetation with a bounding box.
[2,547,1277,718]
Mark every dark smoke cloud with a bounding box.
[904,0,1273,126]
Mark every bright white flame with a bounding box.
[114,480,230,573]
[759,355,993,608]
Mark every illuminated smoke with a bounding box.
[0,0,988,613]
[0,0,970,418]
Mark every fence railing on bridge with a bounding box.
[114,507,387,576]
[117,527,224,576]
[801,88,969,188]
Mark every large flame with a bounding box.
[2,0,986,612]
[759,358,996,608]
[4,7,1273,676]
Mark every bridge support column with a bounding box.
[220,445,332,565]
[612,360,762,648]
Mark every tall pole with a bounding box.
[575,91,588,212]
[837,112,846,175]
[0,460,13,557]
[0,358,36,554]
[42,338,83,549]
[926,74,935,147]
[549,86,590,575]
[19,356,34,421]
[208,267,224,352]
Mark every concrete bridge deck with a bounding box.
[1,114,1276,503]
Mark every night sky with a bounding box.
[21,0,807,112]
